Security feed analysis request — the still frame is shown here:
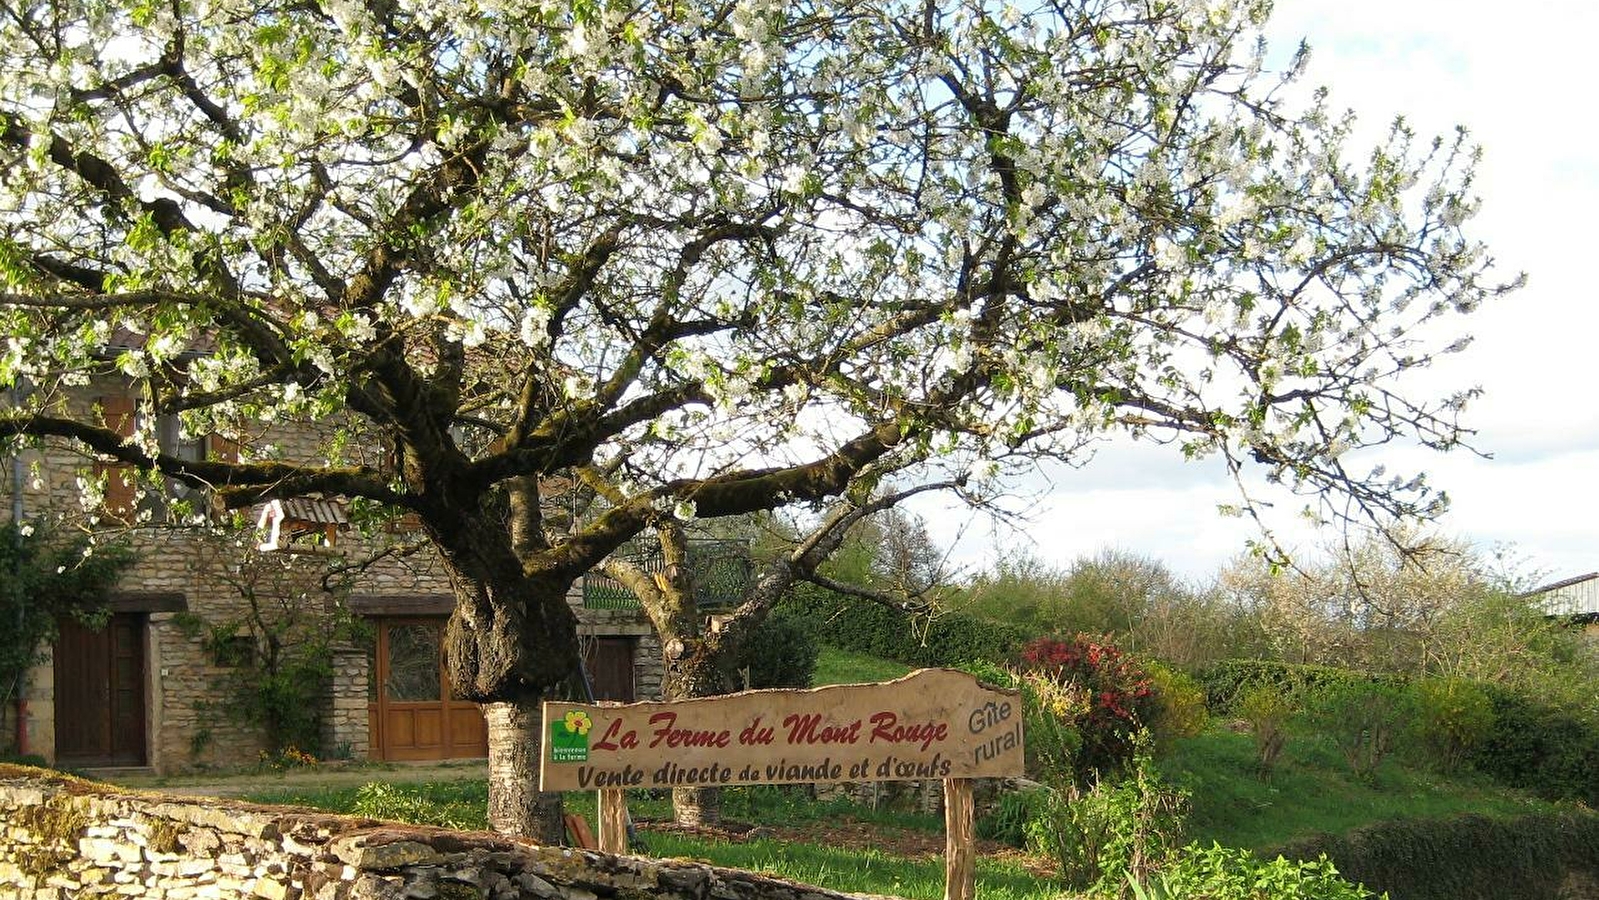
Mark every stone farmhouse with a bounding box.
[5,374,747,773]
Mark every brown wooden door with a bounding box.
[585,637,636,702]
[54,614,147,767]
[368,618,487,761]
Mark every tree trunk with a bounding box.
[661,640,732,826]
[484,700,564,844]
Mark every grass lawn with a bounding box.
[812,644,914,685]
[242,780,1057,900]
[1158,728,1567,851]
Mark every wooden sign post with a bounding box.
[541,669,1024,900]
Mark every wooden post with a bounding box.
[943,778,975,900]
[598,788,629,854]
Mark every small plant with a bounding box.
[1028,735,1189,895]
[977,786,1045,847]
[257,745,319,771]
[350,782,479,829]
[1155,843,1382,900]
[1236,685,1294,781]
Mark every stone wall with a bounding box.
[0,767,866,900]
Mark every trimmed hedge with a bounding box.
[1268,812,1599,900]
[1466,685,1599,806]
[1195,659,1399,714]
[781,586,1030,668]
[731,611,819,689]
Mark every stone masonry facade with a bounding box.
[0,766,866,900]
[7,376,666,772]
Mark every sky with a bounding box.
[914,1,1599,587]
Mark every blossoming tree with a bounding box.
[0,0,1514,837]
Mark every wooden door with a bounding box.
[585,637,636,702]
[54,614,147,767]
[368,618,487,760]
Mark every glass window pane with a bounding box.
[385,624,441,701]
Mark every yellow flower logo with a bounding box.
[563,710,592,736]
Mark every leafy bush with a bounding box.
[1028,741,1189,895]
[781,586,1029,668]
[1145,662,1208,750]
[1411,676,1494,774]
[1236,684,1294,781]
[1134,843,1383,900]
[1018,635,1156,781]
[1466,685,1599,805]
[731,612,818,689]
[1301,680,1416,783]
[1270,811,1599,900]
[1196,659,1394,715]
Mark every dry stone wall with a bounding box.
[0,766,867,900]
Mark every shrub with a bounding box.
[1028,739,1189,895]
[1411,676,1494,774]
[1145,662,1208,750]
[1236,684,1294,781]
[731,612,818,689]
[1196,659,1393,715]
[1466,685,1599,805]
[1136,843,1383,900]
[1018,635,1156,782]
[1270,811,1599,900]
[1301,680,1416,783]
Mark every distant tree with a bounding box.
[1218,531,1510,673]
[1,0,1513,837]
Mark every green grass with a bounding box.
[1157,728,1566,851]
[241,781,1051,900]
[812,644,914,685]
[643,832,1053,900]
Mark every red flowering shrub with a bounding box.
[1018,634,1156,782]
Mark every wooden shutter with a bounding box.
[96,395,137,521]
[206,433,241,463]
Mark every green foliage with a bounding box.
[1196,659,1397,716]
[1236,685,1294,780]
[730,612,818,689]
[1027,741,1189,895]
[1137,843,1383,900]
[1301,680,1416,784]
[976,786,1044,847]
[1269,811,1599,900]
[1145,663,1209,750]
[1018,635,1157,782]
[0,523,134,750]
[1466,685,1599,805]
[350,781,482,830]
[1411,676,1494,774]
[781,585,1029,669]
[184,542,371,757]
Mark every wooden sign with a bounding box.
[539,668,1023,792]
